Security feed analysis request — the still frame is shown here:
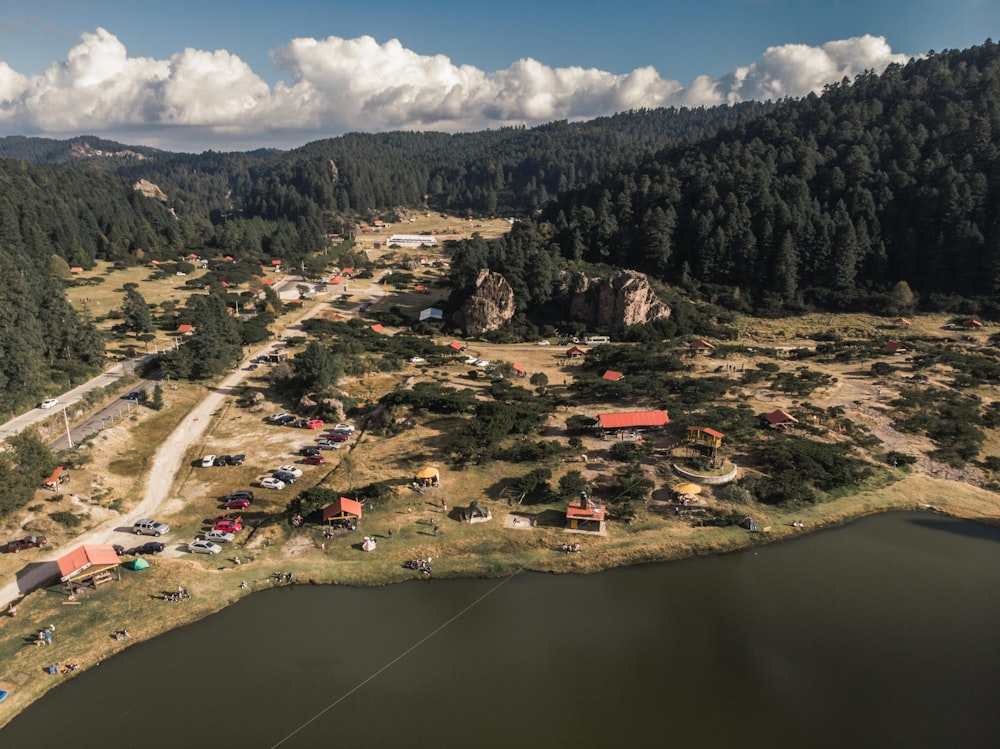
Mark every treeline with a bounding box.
[512,41,1000,314]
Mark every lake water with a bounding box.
[3,511,1000,748]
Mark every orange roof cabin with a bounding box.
[893,317,912,327]
[602,370,624,381]
[599,411,670,436]
[43,465,66,490]
[341,267,354,276]
[57,544,122,592]
[513,362,527,377]
[369,324,385,333]
[565,494,606,533]
[331,275,345,285]
[565,346,588,358]
[689,339,716,353]
[448,341,466,352]
[762,409,799,429]
[323,497,363,525]
[176,324,194,335]
[69,266,84,274]
[962,318,983,328]
[883,341,908,353]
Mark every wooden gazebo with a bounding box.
[323,497,363,526]
[57,544,122,594]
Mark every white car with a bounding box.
[409,357,426,364]
[260,477,286,490]
[203,530,235,544]
[536,340,551,346]
[201,454,217,467]
[475,360,490,367]
[332,424,356,433]
[464,356,478,364]
[188,539,222,555]
[39,398,59,409]
[275,465,303,478]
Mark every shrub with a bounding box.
[49,511,83,528]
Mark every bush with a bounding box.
[49,511,83,528]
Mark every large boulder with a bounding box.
[566,269,670,331]
[454,270,516,335]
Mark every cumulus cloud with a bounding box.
[0,29,914,149]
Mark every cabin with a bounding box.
[447,341,466,353]
[599,411,670,438]
[419,307,444,322]
[176,324,194,335]
[57,544,122,594]
[685,426,723,450]
[689,339,715,354]
[882,341,908,353]
[565,346,588,359]
[513,363,527,378]
[43,466,67,491]
[893,317,912,327]
[323,497,363,528]
[962,318,983,328]
[761,409,798,430]
[369,324,385,333]
[602,370,624,382]
[565,493,606,534]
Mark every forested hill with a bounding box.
[498,41,1000,313]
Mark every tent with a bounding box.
[125,558,150,571]
[674,482,703,495]
[415,466,440,486]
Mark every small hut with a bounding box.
[761,410,798,430]
[323,497,363,528]
[57,544,122,594]
[565,346,588,359]
[602,370,624,382]
[689,339,715,354]
[565,493,606,534]
[415,466,440,487]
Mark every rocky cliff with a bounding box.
[453,270,516,335]
[566,269,670,331]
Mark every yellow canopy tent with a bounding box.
[415,466,440,485]
[674,482,702,495]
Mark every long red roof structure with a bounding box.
[57,545,121,582]
[599,411,670,429]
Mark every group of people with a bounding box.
[405,558,432,574]
[560,543,581,553]
[163,587,189,602]
[273,571,294,584]
[114,629,131,641]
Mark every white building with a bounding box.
[388,234,438,248]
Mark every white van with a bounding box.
[584,336,611,345]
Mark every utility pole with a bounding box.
[62,407,73,449]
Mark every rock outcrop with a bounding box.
[133,179,168,202]
[454,270,516,335]
[566,269,670,331]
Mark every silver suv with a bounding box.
[133,518,170,536]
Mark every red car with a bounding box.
[323,432,350,442]
[209,513,242,525]
[303,419,325,429]
[4,535,47,553]
[214,519,243,534]
[301,454,325,465]
[225,497,252,510]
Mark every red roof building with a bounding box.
[56,544,121,583]
[602,370,624,381]
[176,324,194,334]
[599,411,670,430]
[565,496,606,532]
[448,341,465,351]
[271,259,282,266]
[565,346,588,358]
[883,341,908,353]
[341,267,354,275]
[893,317,912,326]
[370,324,385,333]
[323,497,364,523]
[69,266,83,274]
[331,275,345,285]
[512,363,527,375]
[962,318,983,328]
[762,409,798,426]
[689,339,715,352]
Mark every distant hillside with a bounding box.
[450,41,1000,316]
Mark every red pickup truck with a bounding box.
[4,535,47,553]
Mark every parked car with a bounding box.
[275,465,303,477]
[188,539,222,555]
[213,519,243,534]
[214,455,232,467]
[324,431,351,442]
[4,535,47,553]
[536,340,551,346]
[39,398,59,409]
[112,544,126,556]
[229,454,246,466]
[272,471,298,485]
[133,519,170,536]
[225,490,254,502]
[209,513,242,526]
[300,419,324,429]
[123,391,142,401]
[129,541,165,555]
[201,454,217,468]
[409,357,426,364]
[299,446,321,457]
[225,496,252,510]
[204,529,235,543]
[274,414,296,426]
[332,424,356,433]
[268,412,290,423]
[316,439,342,450]
[301,454,325,465]
[260,477,286,490]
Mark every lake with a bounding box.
[3,511,1000,748]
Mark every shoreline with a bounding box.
[2,473,997,731]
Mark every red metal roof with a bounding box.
[566,346,587,356]
[57,544,121,581]
[565,499,606,521]
[448,341,464,350]
[323,497,363,520]
[883,341,907,351]
[341,267,354,274]
[599,411,670,429]
[690,339,715,349]
[513,363,526,373]
[602,370,624,381]
[370,324,385,333]
[331,275,345,284]
[176,324,193,333]
[687,426,724,438]
[763,409,798,424]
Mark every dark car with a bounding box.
[122,391,142,401]
[272,470,297,484]
[300,446,321,457]
[129,541,165,555]
[4,535,48,553]
[229,454,246,466]
[225,489,254,502]
[225,496,252,510]
[112,544,126,556]
[275,415,296,426]
[324,431,350,442]
[301,454,325,465]
[214,455,232,467]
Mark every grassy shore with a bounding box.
[1,470,997,727]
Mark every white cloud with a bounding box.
[0,29,914,149]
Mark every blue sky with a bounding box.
[0,0,996,151]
